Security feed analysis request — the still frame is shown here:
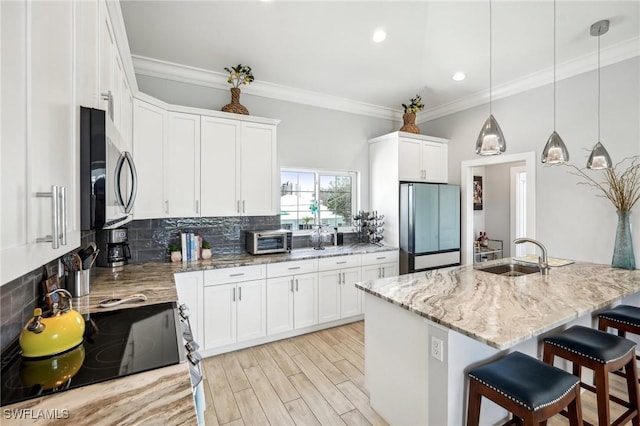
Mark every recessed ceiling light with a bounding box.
[372,29,387,43]
[452,72,466,81]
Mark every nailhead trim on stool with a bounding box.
[467,351,583,426]
[543,325,640,426]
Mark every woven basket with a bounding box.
[400,112,420,134]
[221,87,249,115]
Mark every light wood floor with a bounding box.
[201,321,635,426]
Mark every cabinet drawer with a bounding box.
[204,264,266,285]
[361,250,399,266]
[318,254,361,271]
[267,259,318,278]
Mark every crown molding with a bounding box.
[132,55,403,121]
[132,35,638,123]
[418,36,640,123]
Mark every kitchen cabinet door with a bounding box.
[174,271,204,346]
[99,2,115,119]
[266,276,294,335]
[200,116,239,216]
[166,112,201,218]
[422,141,448,183]
[203,283,237,349]
[340,267,362,318]
[293,272,318,329]
[236,279,266,342]
[318,270,341,324]
[240,122,277,216]
[133,99,167,219]
[398,138,423,181]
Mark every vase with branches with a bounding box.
[568,156,639,269]
[221,64,254,115]
[400,94,424,134]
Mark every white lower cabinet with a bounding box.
[361,250,400,281]
[266,259,318,335]
[318,255,362,323]
[174,271,204,346]
[203,265,266,350]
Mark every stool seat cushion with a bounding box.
[544,325,636,364]
[599,305,640,328]
[468,351,579,412]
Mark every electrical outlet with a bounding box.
[431,336,444,362]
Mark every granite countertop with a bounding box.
[356,257,640,350]
[3,244,396,423]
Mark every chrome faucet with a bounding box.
[513,238,550,275]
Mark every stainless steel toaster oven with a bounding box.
[246,230,293,254]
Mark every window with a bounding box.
[280,169,357,231]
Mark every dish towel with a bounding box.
[515,256,575,267]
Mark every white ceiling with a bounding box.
[120,0,640,118]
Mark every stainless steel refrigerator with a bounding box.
[400,183,461,274]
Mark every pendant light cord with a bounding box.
[553,0,557,130]
[597,30,601,142]
[489,0,493,114]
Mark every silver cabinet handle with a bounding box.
[101,91,114,121]
[376,256,386,260]
[196,200,199,214]
[242,200,245,213]
[59,186,67,246]
[338,272,342,285]
[36,185,60,249]
[165,200,169,214]
[378,267,382,278]
[295,279,299,292]
[342,272,346,284]
[288,266,301,270]
[232,287,236,302]
[291,279,294,293]
[237,200,240,213]
[239,286,242,301]
[337,261,347,265]
[229,273,245,277]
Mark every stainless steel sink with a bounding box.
[476,262,541,277]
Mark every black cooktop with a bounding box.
[1,302,183,407]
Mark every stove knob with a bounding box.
[186,340,200,352]
[187,351,202,366]
[179,304,190,319]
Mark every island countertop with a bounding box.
[356,257,640,350]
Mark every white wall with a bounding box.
[423,57,640,265]
[135,75,398,212]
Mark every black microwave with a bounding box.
[80,107,138,230]
[246,230,293,254]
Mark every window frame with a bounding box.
[280,167,359,234]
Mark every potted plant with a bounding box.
[169,244,182,262]
[400,94,424,134]
[201,240,212,260]
[300,216,314,230]
[221,64,254,115]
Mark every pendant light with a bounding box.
[476,0,506,156]
[586,19,613,170]
[541,0,569,164]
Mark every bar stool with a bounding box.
[543,325,640,426]
[467,351,583,426]
[599,304,640,350]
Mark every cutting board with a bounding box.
[515,256,575,267]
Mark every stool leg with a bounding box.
[626,355,640,426]
[467,380,482,426]
[594,367,611,426]
[567,386,583,426]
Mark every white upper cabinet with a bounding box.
[166,112,201,218]
[1,0,80,285]
[398,136,448,183]
[200,116,240,217]
[199,115,278,217]
[133,99,167,219]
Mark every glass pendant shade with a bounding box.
[475,114,506,155]
[586,141,613,170]
[541,131,569,164]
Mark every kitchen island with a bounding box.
[356,258,640,426]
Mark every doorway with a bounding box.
[460,152,536,265]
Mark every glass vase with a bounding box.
[612,210,636,270]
